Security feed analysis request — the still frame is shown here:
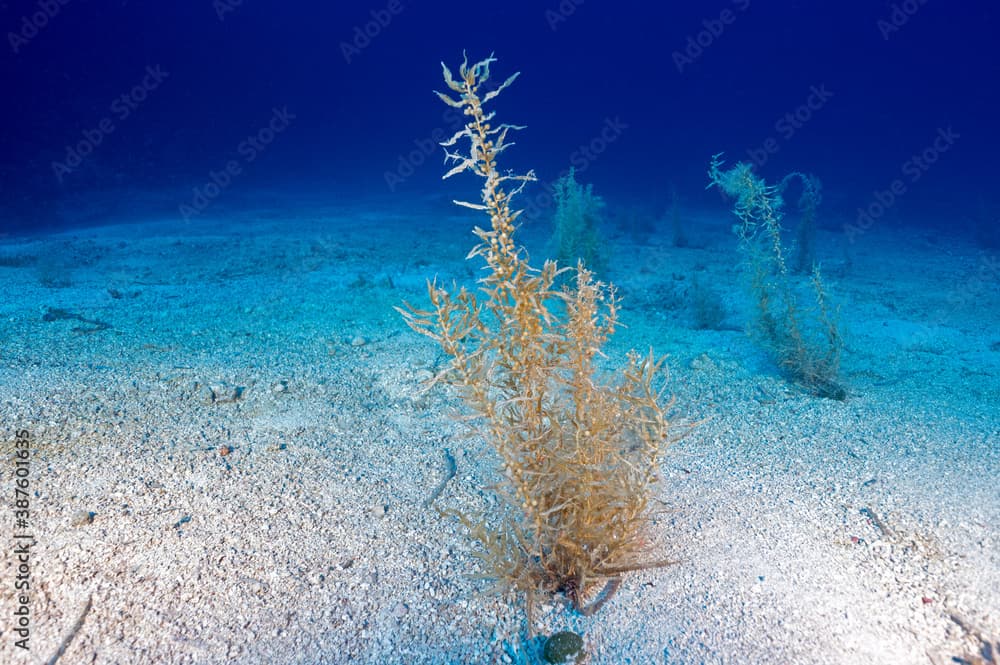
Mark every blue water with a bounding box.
[3,2,997,240]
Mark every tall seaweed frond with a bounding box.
[708,154,845,399]
[399,54,675,620]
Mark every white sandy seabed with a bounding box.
[0,207,997,664]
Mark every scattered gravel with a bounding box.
[0,215,996,664]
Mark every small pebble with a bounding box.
[543,631,584,664]
[71,510,96,527]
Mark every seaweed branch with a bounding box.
[399,54,676,621]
